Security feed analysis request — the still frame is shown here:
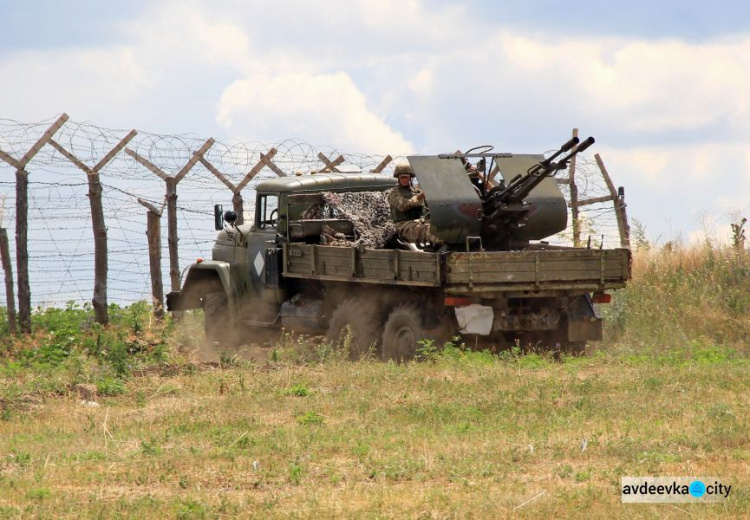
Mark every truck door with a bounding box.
[247,193,279,298]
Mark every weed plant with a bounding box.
[0,301,175,406]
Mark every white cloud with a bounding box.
[217,71,413,154]
[599,142,750,185]
[0,47,150,124]
[581,38,750,134]
[408,68,432,96]
[189,13,251,65]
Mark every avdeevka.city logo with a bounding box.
[621,477,731,503]
[689,480,706,498]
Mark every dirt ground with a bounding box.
[192,337,278,363]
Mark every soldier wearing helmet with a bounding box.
[387,162,444,247]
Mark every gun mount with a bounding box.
[409,136,595,250]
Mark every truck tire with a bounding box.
[381,304,424,362]
[326,299,380,359]
[204,291,233,347]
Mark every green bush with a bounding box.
[96,376,128,396]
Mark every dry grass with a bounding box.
[0,353,748,519]
[602,244,750,353]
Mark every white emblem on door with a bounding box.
[254,250,265,276]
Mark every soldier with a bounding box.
[387,163,444,247]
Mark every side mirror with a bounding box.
[224,210,238,226]
[214,204,223,230]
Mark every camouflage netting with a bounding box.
[306,191,397,249]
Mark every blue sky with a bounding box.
[1,0,750,242]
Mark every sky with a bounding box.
[1,0,750,243]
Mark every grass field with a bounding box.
[0,243,749,518]
[1,350,748,518]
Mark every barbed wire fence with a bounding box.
[0,114,628,332]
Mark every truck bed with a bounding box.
[282,244,631,293]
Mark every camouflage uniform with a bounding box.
[387,185,443,245]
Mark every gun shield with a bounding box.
[407,156,483,245]
[490,154,568,240]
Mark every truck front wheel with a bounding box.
[204,292,234,348]
[381,304,424,362]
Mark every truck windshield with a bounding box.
[257,194,279,229]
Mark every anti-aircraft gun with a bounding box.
[480,136,595,249]
[408,136,595,251]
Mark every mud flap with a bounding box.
[568,318,603,342]
[567,294,603,342]
[166,291,181,311]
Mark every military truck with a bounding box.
[167,137,631,359]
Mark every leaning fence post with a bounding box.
[371,155,393,173]
[0,113,68,333]
[138,198,165,319]
[0,228,16,334]
[594,153,631,248]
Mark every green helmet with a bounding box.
[393,163,415,179]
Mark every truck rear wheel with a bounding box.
[326,299,380,359]
[381,304,423,362]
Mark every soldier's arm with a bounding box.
[388,189,422,212]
